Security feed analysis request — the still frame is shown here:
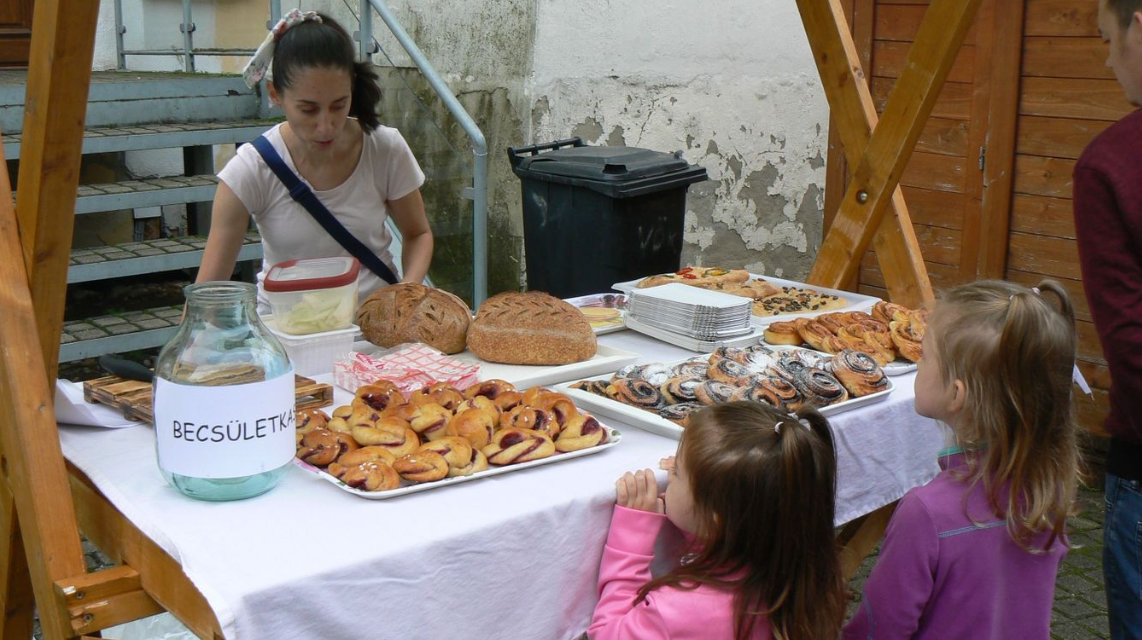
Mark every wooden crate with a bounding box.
[83,374,334,424]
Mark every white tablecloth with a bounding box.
[59,331,945,640]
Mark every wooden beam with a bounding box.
[14,0,101,380]
[55,566,165,636]
[796,0,934,307]
[838,502,897,582]
[0,485,34,640]
[807,0,986,293]
[976,0,1026,278]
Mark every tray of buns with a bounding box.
[556,345,893,440]
[760,301,925,376]
[294,379,621,498]
[611,270,880,326]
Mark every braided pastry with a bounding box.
[554,414,608,452]
[832,349,890,397]
[380,403,420,424]
[694,380,737,405]
[353,384,405,412]
[331,405,354,421]
[522,386,554,407]
[450,447,489,477]
[393,451,449,482]
[605,379,666,410]
[416,437,475,476]
[446,408,498,449]
[658,402,705,426]
[463,379,518,401]
[297,428,359,467]
[793,369,849,407]
[327,446,396,479]
[346,405,384,430]
[409,402,452,441]
[296,408,330,443]
[500,405,559,437]
[339,459,401,491]
[890,320,924,362]
[350,421,420,458]
[751,376,805,412]
[324,416,351,434]
[660,376,702,404]
[530,392,580,425]
[493,390,525,412]
[410,383,464,411]
[456,395,501,418]
[482,428,556,465]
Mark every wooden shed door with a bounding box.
[0,0,34,68]
[825,0,1023,298]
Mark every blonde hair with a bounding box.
[930,279,1080,550]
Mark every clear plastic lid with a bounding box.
[263,257,361,292]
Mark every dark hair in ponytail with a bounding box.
[271,12,382,131]
[635,402,845,640]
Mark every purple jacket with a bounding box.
[843,453,1066,640]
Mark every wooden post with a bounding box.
[804,0,985,297]
[797,0,934,308]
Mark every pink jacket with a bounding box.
[588,505,772,640]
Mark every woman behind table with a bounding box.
[197,10,432,309]
[844,280,1081,640]
[589,402,845,640]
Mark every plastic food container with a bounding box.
[263,257,360,335]
[264,318,359,377]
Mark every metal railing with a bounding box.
[110,0,489,306]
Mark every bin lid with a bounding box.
[515,146,691,182]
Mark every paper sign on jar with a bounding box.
[154,373,296,479]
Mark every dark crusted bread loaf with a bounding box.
[467,291,597,365]
[356,283,471,354]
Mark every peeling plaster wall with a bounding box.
[529,0,829,280]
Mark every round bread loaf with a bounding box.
[468,291,597,365]
[356,283,471,354]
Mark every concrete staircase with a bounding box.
[0,69,278,362]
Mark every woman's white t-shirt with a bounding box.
[218,122,425,308]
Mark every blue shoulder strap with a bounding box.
[250,135,399,285]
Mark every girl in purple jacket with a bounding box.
[844,280,1081,639]
[589,402,845,640]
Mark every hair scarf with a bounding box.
[242,9,323,89]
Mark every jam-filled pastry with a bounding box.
[340,460,401,491]
[493,390,525,412]
[670,358,710,379]
[570,380,610,397]
[380,403,419,423]
[410,384,464,411]
[521,386,555,407]
[793,369,849,407]
[482,428,556,465]
[417,437,474,474]
[463,379,518,401]
[500,405,559,437]
[555,414,608,452]
[694,380,737,406]
[350,420,420,457]
[295,408,330,443]
[409,402,452,441]
[353,384,405,412]
[446,408,498,449]
[331,405,354,420]
[394,450,449,482]
[605,378,666,410]
[449,447,489,477]
[346,405,385,430]
[455,395,501,418]
[660,376,702,404]
[297,428,359,467]
[530,391,579,425]
[658,402,705,426]
[327,445,396,479]
[832,349,890,397]
[707,358,753,385]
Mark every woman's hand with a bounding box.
[615,469,664,514]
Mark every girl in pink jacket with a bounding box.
[589,401,845,640]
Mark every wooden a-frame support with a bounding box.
[1,0,983,636]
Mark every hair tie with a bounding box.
[242,9,323,88]
[774,417,812,435]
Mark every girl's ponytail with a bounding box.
[350,60,382,132]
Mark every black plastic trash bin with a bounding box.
[508,137,708,299]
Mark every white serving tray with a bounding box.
[564,293,629,336]
[624,315,767,353]
[293,426,622,499]
[758,337,919,376]
[351,342,641,390]
[555,349,894,440]
[611,274,881,326]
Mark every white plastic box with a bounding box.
[263,257,360,335]
[264,320,359,377]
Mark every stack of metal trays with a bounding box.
[627,283,753,341]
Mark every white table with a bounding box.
[59,331,945,640]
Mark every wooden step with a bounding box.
[68,231,262,284]
[74,175,219,215]
[60,305,185,363]
[2,119,278,160]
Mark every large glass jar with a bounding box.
[153,282,294,501]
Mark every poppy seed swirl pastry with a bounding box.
[707,358,753,385]
[751,377,805,412]
[660,376,702,404]
[694,380,738,405]
[605,379,666,410]
[570,380,610,397]
[832,349,890,397]
[671,358,710,379]
[793,369,850,407]
[767,351,821,383]
[659,402,706,425]
[482,428,557,465]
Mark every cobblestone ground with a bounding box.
[847,484,1111,639]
